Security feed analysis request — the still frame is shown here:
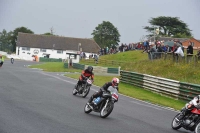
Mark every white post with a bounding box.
[118,66,121,76]
[154,26,155,44]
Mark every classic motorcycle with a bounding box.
[84,86,119,118]
[72,78,93,98]
[171,107,200,133]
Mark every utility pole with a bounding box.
[50,27,55,35]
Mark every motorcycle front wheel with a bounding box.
[100,102,114,118]
[171,113,182,130]
[84,103,92,114]
[82,86,90,98]
[194,122,200,133]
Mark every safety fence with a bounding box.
[71,63,120,75]
[64,63,68,68]
[120,70,200,101]
[39,57,62,62]
[80,58,128,67]
[148,52,200,66]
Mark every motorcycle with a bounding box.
[72,78,93,98]
[84,86,119,118]
[171,107,200,133]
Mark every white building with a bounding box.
[16,33,100,63]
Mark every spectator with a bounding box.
[187,41,193,55]
[94,54,99,64]
[174,43,184,57]
[197,49,200,59]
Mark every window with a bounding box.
[191,42,195,47]
[22,47,30,51]
[40,49,46,52]
[69,54,77,59]
[57,50,63,54]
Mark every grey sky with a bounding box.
[0,0,200,44]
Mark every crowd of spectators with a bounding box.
[80,38,200,62]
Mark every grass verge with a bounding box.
[29,62,82,73]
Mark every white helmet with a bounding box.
[112,77,119,88]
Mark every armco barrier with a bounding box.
[179,82,200,101]
[72,63,120,75]
[107,67,119,74]
[120,71,144,88]
[143,74,180,98]
[64,63,68,68]
[120,70,200,101]
[72,63,85,70]
[39,57,62,62]
[84,65,107,74]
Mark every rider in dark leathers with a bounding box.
[88,77,119,105]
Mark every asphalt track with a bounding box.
[0,60,191,133]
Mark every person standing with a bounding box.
[0,54,4,68]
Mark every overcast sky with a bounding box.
[0,0,199,44]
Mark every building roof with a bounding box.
[16,33,100,53]
[148,36,189,42]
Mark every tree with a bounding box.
[11,27,34,52]
[0,29,13,53]
[143,16,192,38]
[91,21,120,48]
[43,32,53,35]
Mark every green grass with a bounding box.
[65,73,185,110]
[29,62,82,73]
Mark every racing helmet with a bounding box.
[87,66,93,73]
[112,77,119,88]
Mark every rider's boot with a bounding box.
[88,96,94,106]
[177,107,189,121]
[74,83,79,91]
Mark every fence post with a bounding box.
[118,66,121,76]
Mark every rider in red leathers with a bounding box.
[75,66,94,90]
[178,95,200,121]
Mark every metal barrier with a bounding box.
[120,71,144,88]
[39,57,62,62]
[179,82,200,101]
[120,70,200,101]
[64,63,68,68]
[107,67,119,74]
[72,63,85,70]
[143,74,180,98]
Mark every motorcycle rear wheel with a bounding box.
[100,102,114,118]
[171,113,182,130]
[82,87,90,98]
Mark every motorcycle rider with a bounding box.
[0,54,4,68]
[177,95,200,121]
[88,77,119,106]
[75,66,94,91]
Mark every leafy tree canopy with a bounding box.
[91,21,120,48]
[43,32,54,35]
[0,29,13,52]
[144,16,192,38]
[11,27,34,52]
